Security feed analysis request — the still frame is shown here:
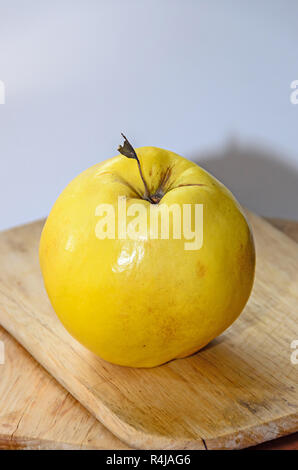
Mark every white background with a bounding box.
[0,0,298,230]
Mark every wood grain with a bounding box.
[0,213,297,450]
[0,325,128,449]
[267,218,298,244]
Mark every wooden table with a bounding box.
[0,218,297,450]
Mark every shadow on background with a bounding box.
[191,140,298,220]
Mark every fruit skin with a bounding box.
[39,147,255,368]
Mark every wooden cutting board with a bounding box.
[0,218,296,451]
[0,324,129,450]
[0,213,297,449]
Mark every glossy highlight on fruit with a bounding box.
[39,145,255,367]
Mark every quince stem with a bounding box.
[118,134,155,203]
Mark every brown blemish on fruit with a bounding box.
[160,319,178,341]
[196,262,207,278]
